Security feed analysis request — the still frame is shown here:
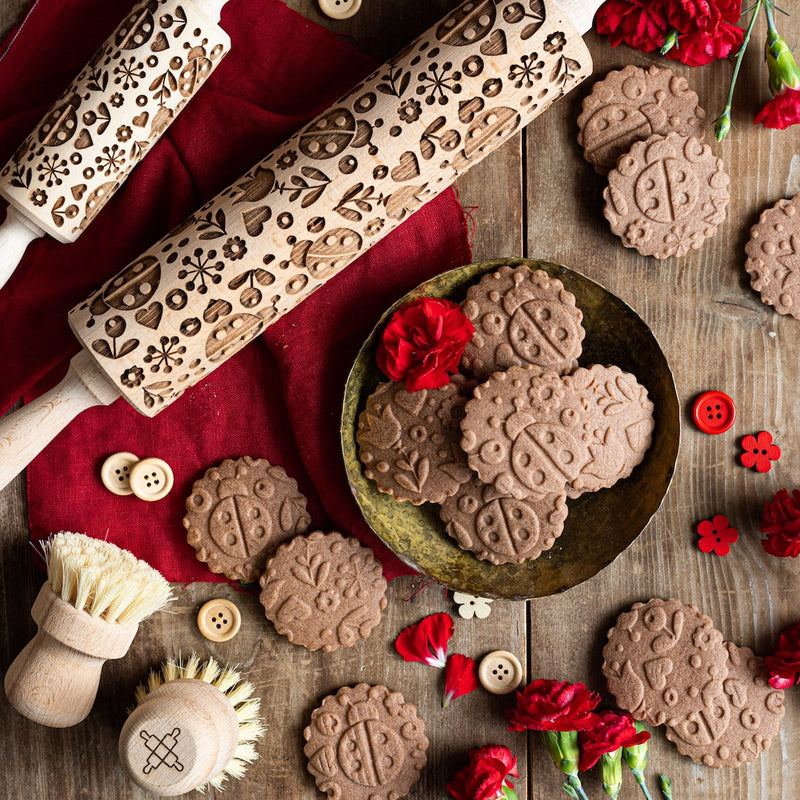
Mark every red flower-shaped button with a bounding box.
[740,431,781,473]
[697,515,739,556]
[692,390,736,434]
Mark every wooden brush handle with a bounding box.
[4,584,138,727]
[119,679,239,795]
[68,0,593,417]
[0,348,121,493]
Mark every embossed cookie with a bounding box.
[665,642,785,767]
[460,365,590,500]
[304,683,428,800]
[602,598,728,727]
[744,193,800,319]
[460,265,585,380]
[260,531,388,652]
[357,380,473,504]
[577,64,706,174]
[439,474,567,564]
[184,456,310,582]
[565,365,654,495]
[603,132,730,259]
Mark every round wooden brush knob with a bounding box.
[119,678,240,796]
[3,583,138,727]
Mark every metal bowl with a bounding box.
[341,258,680,599]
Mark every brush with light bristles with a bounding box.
[4,531,173,727]
[119,654,264,796]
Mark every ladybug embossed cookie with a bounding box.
[184,457,310,582]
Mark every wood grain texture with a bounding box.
[1,1,798,800]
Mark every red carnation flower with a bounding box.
[765,620,800,689]
[395,612,454,668]
[578,709,651,771]
[664,20,744,66]
[667,0,741,31]
[760,488,800,558]
[377,297,474,392]
[446,744,519,800]
[507,679,600,732]
[444,653,480,708]
[595,0,670,52]
[756,86,800,130]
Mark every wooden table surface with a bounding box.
[1,0,798,798]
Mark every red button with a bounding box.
[692,391,736,434]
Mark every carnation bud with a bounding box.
[714,107,733,141]
[600,749,623,799]
[660,29,679,55]
[659,775,673,800]
[765,27,800,96]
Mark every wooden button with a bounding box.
[318,0,361,20]
[100,451,140,495]
[478,650,523,695]
[129,457,174,501]
[197,599,241,642]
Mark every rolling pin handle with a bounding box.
[0,205,45,292]
[0,349,121,493]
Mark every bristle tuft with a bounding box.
[43,532,172,624]
[133,653,265,791]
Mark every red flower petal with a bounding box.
[444,653,480,708]
[760,489,800,557]
[446,744,519,800]
[764,620,800,689]
[395,612,454,668]
[756,87,800,130]
[578,709,650,771]
[506,679,600,732]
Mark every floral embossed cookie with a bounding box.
[460,365,590,500]
[603,132,730,259]
[460,265,585,380]
[577,64,706,174]
[439,474,567,564]
[183,456,310,582]
[304,683,428,800]
[259,531,388,652]
[357,379,473,504]
[602,598,728,727]
[665,642,785,767]
[565,365,654,495]
[744,193,800,319]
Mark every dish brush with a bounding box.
[119,654,264,795]
[4,531,173,727]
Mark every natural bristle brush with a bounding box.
[119,654,264,795]
[4,531,173,727]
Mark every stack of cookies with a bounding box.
[602,598,785,767]
[357,264,655,566]
[577,64,730,259]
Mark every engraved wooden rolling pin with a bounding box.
[0,0,600,491]
[0,0,230,290]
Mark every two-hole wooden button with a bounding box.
[197,599,241,642]
[478,650,523,695]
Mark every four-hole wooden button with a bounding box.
[197,598,241,642]
[129,457,174,501]
[478,650,523,694]
[100,452,140,496]
[318,0,361,20]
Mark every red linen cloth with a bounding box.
[0,0,472,581]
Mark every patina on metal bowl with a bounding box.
[341,258,679,599]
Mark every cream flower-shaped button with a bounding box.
[318,0,361,20]
[197,598,241,642]
[100,452,140,496]
[479,650,523,695]
[453,592,493,620]
[129,457,174,501]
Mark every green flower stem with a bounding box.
[714,0,765,139]
[631,768,654,800]
[565,773,591,800]
[659,775,674,800]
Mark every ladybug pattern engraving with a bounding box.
[259,531,388,652]
[303,684,429,800]
[0,0,229,242]
[439,474,567,563]
[68,0,591,417]
[183,457,310,582]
